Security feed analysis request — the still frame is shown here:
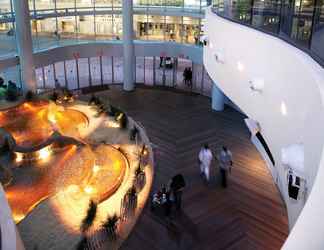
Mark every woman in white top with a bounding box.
[198,144,213,182]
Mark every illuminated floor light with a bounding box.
[84,186,94,194]
[93,165,100,173]
[15,152,23,163]
[107,121,120,128]
[38,146,51,161]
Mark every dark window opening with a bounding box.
[256,132,275,166]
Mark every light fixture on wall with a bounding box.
[249,78,264,93]
[281,101,287,116]
[237,61,244,72]
[214,51,225,64]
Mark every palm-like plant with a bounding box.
[75,236,89,250]
[80,200,97,233]
[101,214,119,241]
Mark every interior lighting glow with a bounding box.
[107,121,120,128]
[15,152,23,163]
[237,61,244,72]
[84,186,94,194]
[93,165,100,173]
[38,146,51,161]
[281,102,287,116]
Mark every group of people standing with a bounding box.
[198,144,233,188]
[151,144,233,219]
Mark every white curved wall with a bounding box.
[0,184,17,250]
[204,7,324,247]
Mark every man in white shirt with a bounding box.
[198,144,213,182]
[218,146,233,188]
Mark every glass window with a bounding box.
[233,0,253,24]
[147,15,165,41]
[95,0,113,11]
[134,14,148,40]
[56,0,75,12]
[0,21,16,56]
[252,0,281,33]
[77,15,95,40]
[76,0,94,11]
[183,17,200,44]
[165,16,182,43]
[0,0,12,15]
[184,0,201,9]
[311,0,324,62]
[112,0,122,10]
[113,14,123,39]
[95,14,114,40]
[32,18,58,50]
[0,65,22,89]
[57,16,77,40]
[290,0,315,47]
[35,0,55,10]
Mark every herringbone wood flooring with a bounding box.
[91,86,288,250]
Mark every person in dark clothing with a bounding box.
[217,146,233,188]
[183,68,189,86]
[169,174,186,211]
[187,67,193,87]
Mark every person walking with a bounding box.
[169,174,186,212]
[183,67,188,86]
[218,146,233,188]
[187,67,193,87]
[198,144,213,182]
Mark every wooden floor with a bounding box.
[95,87,289,250]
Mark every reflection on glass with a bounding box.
[212,0,324,64]
[311,0,324,60]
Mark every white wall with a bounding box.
[0,184,17,250]
[204,7,324,239]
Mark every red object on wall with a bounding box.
[73,52,80,59]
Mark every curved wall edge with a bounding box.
[204,7,324,248]
[0,184,17,250]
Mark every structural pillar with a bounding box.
[12,0,36,92]
[122,0,135,91]
[212,83,225,111]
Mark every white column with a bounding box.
[212,83,225,111]
[12,0,36,92]
[122,0,135,91]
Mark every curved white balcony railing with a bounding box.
[204,6,324,249]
